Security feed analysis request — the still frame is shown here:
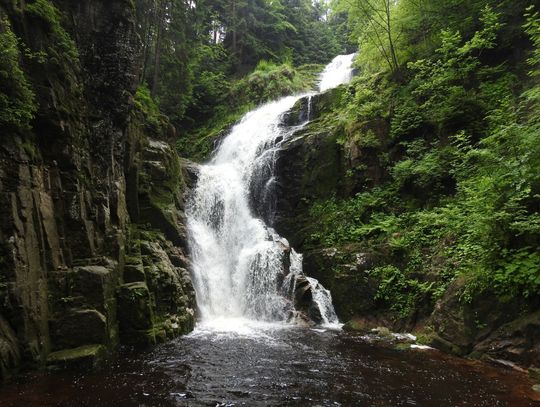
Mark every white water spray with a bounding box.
[187,54,356,330]
[318,53,356,92]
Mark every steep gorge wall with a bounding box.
[0,0,194,379]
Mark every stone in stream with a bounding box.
[372,326,392,338]
[530,367,540,382]
[46,345,107,370]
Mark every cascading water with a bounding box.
[187,54,356,329]
[318,53,356,92]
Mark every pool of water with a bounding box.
[1,323,538,406]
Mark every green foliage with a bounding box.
[404,7,502,133]
[337,0,401,72]
[134,84,165,129]
[0,16,36,130]
[304,3,540,320]
[21,141,38,160]
[144,0,195,124]
[392,143,458,193]
[524,6,540,71]
[137,0,350,130]
[523,6,540,106]
[372,265,435,318]
[232,61,318,105]
[484,248,540,298]
[25,0,79,64]
[179,61,320,160]
[186,44,232,124]
[308,187,397,246]
[213,0,347,69]
[279,0,349,66]
[177,103,255,161]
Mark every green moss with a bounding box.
[177,101,255,161]
[25,0,79,63]
[343,319,368,332]
[180,62,324,161]
[529,367,540,382]
[124,254,142,266]
[134,84,167,130]
[46,345,106,369]
[21,140,38,159]
[394,343,412,351]
[232,61,319,106]
[0,15,37,130]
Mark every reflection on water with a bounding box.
[0,325,538,406]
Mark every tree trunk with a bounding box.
[385,0,399,73]
[232,0,237,55]
[140,3,155,83]
[151,0,166,98]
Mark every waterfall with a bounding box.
[186,54,356,329]
[318,53,356,92]
[306,95,312,121]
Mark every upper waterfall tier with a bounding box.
[319,53,356,92]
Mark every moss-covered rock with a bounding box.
[118,282,154,330]
[46,345,107,370]
[529,367,540,383]
[50,309,108,351]
[0,0,196,380]
[118,229,195,348]
[468,309,540,365]
[124,263,146,283]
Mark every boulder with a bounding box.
[292,275,323,324]
[471,310,540,366]
[46,345,107,370]
[124,263,145,283]
[117,236,196,348]
[50,309,108,350]
[68,265,116,313]
[118,282,154,332]
[425,278,540,364]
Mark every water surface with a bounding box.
[1,325,538,406]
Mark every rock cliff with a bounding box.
[0,0,195,379]
[274,87,540,368]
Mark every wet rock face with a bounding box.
[273,123,344,248]
[426,279,540,365]
[0,1,195,378]
[303,248,379,321]
[273,88,387,250]
[292,275,323,324]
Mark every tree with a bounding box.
[135,0,199,123]
[339,0,400,73]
